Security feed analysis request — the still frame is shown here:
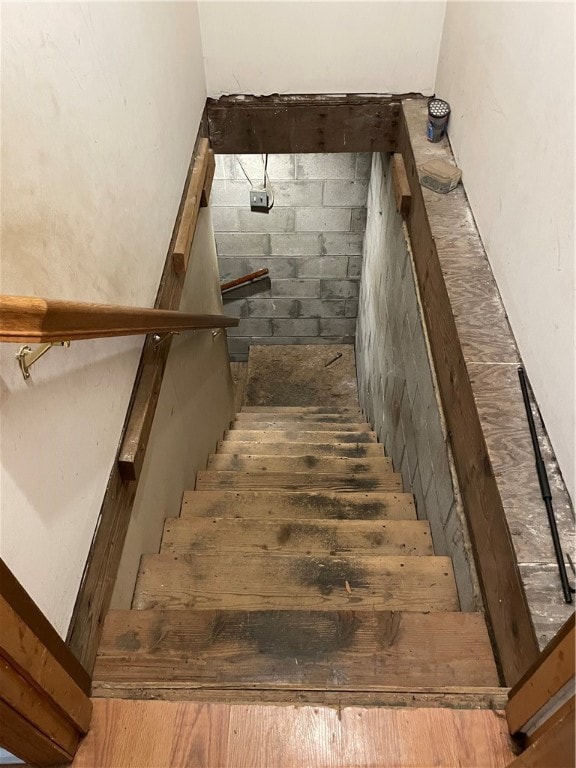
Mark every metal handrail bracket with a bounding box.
[16,341,71,381]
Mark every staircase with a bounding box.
[94,405,499,699]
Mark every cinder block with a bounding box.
[351,208,368,232]
[227,336,250,357]
[215,233,270,256]
[270,233,322,256]
[320,279,360,300]
[219,257,248,281]
[243,257,298,280]
[228,318,273,337]
[242,298,295,318]
[272,318,320,336]
[296,208,352,233]
[249,336,355,348]
[345,299,359,317]
[297,256,348,279]
[273,279,320,298]
[319,318,357,336]
[220,298,246,318]
[295,153,357,180]
[215,154,237,180]
[356,153,373,179]
[211,180,250,207]
[233,154,295,181]
[322,233,364,255]
[323,180,369,207]
[347,256,363,277]
[239,207,295,233]
[211,207,239,232]
[269,181,323,207]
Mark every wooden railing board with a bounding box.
[173,138,210,274]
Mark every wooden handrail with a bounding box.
[0,295,239,343]
[221,268,270,293]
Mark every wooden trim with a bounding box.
[66,127,219,674]
[0,294,237,343]
[0,559,90,694]
[392,153,411,216]
[0,699,74,767]
[201,149,216,208]
[173,138,211,273]
[527,694,575,747]
[506,615,575,735]
[206,94,404,154]
[505,704,575,767]
[397,103,539,686]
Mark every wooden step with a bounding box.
[235,413,368,424]
[161,518,433,556]
[224,430,378,444]
[95,609,499,689]
[132,553,459,611]
[241,406,363,414]
[216,441,386,458]
[195,470,403,493]
[207,454,393,475]
[181,491,417,521]
[230,421,372,432]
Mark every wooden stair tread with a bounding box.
[161,518,433,556]
[95,609,499,689]
[241,406,363,414]
[216,441,386,458]
[132,553,459,611]
[181,490,417,521]
[224,430,378,443]
[229,421,372,432]
[195,470,403,492]
[207,454,393,474]
[235,414,368,424]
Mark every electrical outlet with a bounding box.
[250,189,271,213]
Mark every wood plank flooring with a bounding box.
[72,699,517,768]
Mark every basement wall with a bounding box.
[198,1,447,96]
[215,153,369,361]
[435,3,575,502]
[0,2,207,636]
[111,210,234,608]
[356,153,480,611]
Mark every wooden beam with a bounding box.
[397,103,539,686]
[173,138,210,273]
[206,94,403,154]
[0,699,73,767]
[506,614,575,735]
[0,560,90,695]
[66,127,221,674]
[505,704,575,767]
[201,149,216,207]
[392,153,411,216]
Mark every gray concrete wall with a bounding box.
[213,153,369,361]
[356,153,481,611]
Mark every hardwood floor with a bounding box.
[72,699,517,768]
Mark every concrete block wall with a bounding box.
[213,153,370,360]
[356,153,481,611]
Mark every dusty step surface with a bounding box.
[95,609,499,689]
[216,441,386,458]
[181,490,417,521]
[235,413,368,424]
[241,406,363,414]
[161,518,433,556]
[224,430,378,443]
[229,421,373,432]
[207,454,393,475]
[132,553,459,611]
[195,470,403,493]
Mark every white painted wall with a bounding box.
[0,2,207,635]
[436,2,575,501]
[198,0,447,96]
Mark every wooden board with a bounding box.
[71,699,515,768]
[195,470,403,493]
[241,406,363,414]
[398,99,539,685]
[216,441,386,458]
[173,138,210,274]
[95,609,498,689]
[161,518,433,556]
[392,152,411,216]
[506,705,575,768]
[206,94,401,154]
[207,454,392,475]
[224,430,378,443]
[0,699,73,767]
[180,490,417,521]
[235,413,367,423]
[229,420,373,432]
[132,553,458,611]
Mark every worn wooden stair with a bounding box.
[94,407,500,701]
